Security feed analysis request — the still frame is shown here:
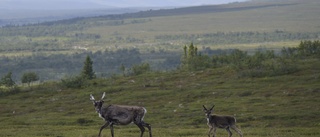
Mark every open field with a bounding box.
[61,0,320,52]
[1,57,319,136]
[0,126,319,137]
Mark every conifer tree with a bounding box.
[81,55,96,79]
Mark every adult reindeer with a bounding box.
[90,92,152,137]
[203,105,243,137]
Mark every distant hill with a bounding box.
[0,0,310,27]
[0,8,142,26]
[99,2,296,19]
[0,0,247,10]
[1,0,320,81]
[0,0,248,26]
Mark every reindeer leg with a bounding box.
[110,123,115,137]
[141,121,152,137]
[136,123,145,137]
[231,125,243,137]
[212,127,217,137]
[226,127,233,137]
[98,121,110,137]
[208,127,213,137]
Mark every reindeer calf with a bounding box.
[203,105,243,137]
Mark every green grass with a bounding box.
[0,58,319,136]
[0,127,319,137]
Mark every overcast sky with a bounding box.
[0,0,248,10]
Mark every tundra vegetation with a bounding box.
[0,40,319,137]
[0,0,320,136]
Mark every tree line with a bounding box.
[180,40,320,77]
[1,40,319,90]
[0,48,142,81]
[155,31,320,45]
[0,55,94,89]
[0,48,180,82]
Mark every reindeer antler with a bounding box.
[90,94,95,101]
[203,105,207,110]
[101,92,106,100]
[210,105,215,110]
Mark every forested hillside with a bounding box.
[1,0,320,81]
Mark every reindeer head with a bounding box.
[203,105,215,117]
[90,92,106,113]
